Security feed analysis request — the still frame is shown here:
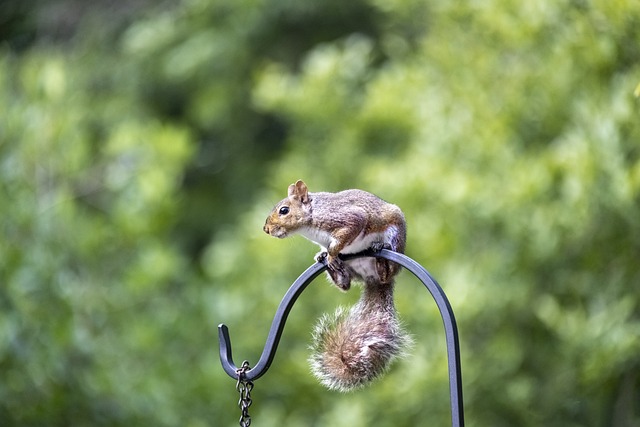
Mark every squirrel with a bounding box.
[263,180,412,392]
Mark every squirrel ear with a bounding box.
[289,180,309,203]
[287,182,296,197]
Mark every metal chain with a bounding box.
[236,360,254,427]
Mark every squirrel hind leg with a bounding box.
[375,258,402,285]
[369,241,402,284]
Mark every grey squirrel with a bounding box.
[263,180,411,392]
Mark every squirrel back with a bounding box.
[264,180,411,391]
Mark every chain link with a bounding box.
[236,361,254,427]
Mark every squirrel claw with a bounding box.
[370,241,391,252]
[315,251,329,263]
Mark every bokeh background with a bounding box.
[2,0,639,426]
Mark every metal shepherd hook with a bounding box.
[218,249,464,427]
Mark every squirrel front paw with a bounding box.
[316,252,351,290]
[326,256,351,291]
[315,251,329,263]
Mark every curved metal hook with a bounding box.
[218,249,464,426]
[218,260,326,381]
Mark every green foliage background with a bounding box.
[1,0,639,425]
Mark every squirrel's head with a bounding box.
[263,180,312,238]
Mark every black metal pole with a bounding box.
[218,249,464,426]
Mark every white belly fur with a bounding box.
[341,230,385,254]
[298,226,400,282]
[298,225,398,254]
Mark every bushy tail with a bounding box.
[308,280,412,392]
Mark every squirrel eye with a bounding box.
[279,206,290,215]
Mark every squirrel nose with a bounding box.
[263,224,270,234]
